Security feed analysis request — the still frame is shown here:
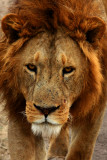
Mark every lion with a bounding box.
[0,0,107,160]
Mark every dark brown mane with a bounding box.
[7,0,102,39]
[0,0,105,47]
[0,0,107,122]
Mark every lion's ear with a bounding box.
[1,13,24,42]
[81,17,106,43]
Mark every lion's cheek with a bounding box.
[26,102,44,123]
[48,106,70,125]
[26,115,44,124]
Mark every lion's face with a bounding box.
[15,30,88,136]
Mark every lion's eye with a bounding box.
[63,66,75,76]
[26,64,37,73]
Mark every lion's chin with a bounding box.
[31,123,62,137]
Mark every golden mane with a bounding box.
[1,0,105,41]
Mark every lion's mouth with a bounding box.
[33,116,62,125]
[26,101,70,128]
[33,121,61,126]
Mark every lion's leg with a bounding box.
[65,111,105,160]
[48,124,69,159]
[8,119,46,160]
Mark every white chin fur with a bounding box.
[31,123,62,137]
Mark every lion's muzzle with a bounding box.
[34,104,60,118]
[26,101,70,126]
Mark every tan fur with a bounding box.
[0,0,107,160]
[103,0,107,14]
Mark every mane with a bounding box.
[0,0,107,122]
[9,0,101,37]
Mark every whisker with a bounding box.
[19,111,26,117]
[68,114,73,126]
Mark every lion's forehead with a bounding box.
[19,30,83,68]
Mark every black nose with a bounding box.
[34,104,60,118]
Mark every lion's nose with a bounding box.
[34,104,60,118]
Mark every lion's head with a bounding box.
[0,0,106,137]
[12,30,90,136]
